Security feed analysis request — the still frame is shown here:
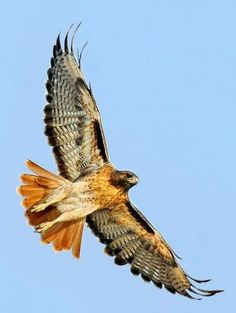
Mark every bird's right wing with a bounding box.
[87,202,223,299]
[45,26,109,181]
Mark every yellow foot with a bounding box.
[35,221,54,233]
[31,203,48,212]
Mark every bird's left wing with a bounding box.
[87,202,222,299]
[45,26,109,181]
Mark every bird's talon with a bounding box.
[35,222,53,233]
[31,203,47,212]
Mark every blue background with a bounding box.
[0,1,234,312]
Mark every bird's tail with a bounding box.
[17,160,85,258]
[18,160,67,209]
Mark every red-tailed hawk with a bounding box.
[18,25,222,299]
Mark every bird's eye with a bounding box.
[126,173,133,179]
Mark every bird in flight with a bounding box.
[18,25,222,299]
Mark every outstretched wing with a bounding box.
[87,202,222,299]
[45,27,109,181]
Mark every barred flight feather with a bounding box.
[44,30,109,181]
[18,26,223,300]
[86,202,223,299]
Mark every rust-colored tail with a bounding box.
[18,160,85,259]
[18,159,67,209]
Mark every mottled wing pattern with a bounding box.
[45,28,109,181]
[87,202,222,299]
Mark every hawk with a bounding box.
[18,25,222,299]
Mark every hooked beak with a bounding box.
[133,175,139,185]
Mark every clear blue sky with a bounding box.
[0,1,234,312]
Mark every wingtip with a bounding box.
[64,24,74,53]
[78,41,88,68]
[211,289,224,295]
[189,283,224,298]
[53,33,62,57]
[56,33,61,47]
[195,287,224,296]
[71,22,83,53]
[53,24,83,57]
[187,274,212,284]
[185,291,202,300]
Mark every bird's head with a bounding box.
[111,170,139,191]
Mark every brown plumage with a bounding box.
[17,25,223,299]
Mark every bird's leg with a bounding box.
[35,204,97,233]
[31,183,73,212]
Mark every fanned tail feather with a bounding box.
[18,160,66,210]
[40,218,85,258]
[18,160,85,259]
